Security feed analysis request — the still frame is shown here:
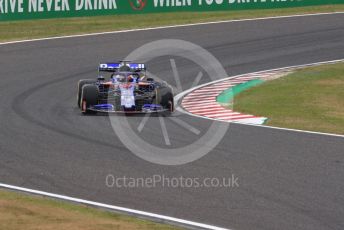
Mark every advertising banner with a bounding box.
[0,0,343,21]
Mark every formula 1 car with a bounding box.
[77,61,174,114]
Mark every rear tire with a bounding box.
[81,84,99,115]
[77,79,97,108]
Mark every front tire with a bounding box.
[77,79,97,108]
[81,84,99,115]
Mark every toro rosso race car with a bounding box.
[77,61,174,114]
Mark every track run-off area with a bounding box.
[0,13,344,230]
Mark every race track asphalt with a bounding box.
[0,13,344,230]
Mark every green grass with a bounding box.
[234,62,344,135]
[0,5,343,42]
[0,189,181,230]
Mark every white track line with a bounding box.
[0,183,229,230]
[176,59,344,138]
[231,121,344,137]
[0,12,343,46]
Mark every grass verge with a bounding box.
[234,62,344,135]
[0,189,181,230]
[0,5,343,42]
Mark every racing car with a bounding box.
[77,61,174,114]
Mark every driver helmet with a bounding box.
[115,75,125,83]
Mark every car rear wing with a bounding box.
[99,63,146,72]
